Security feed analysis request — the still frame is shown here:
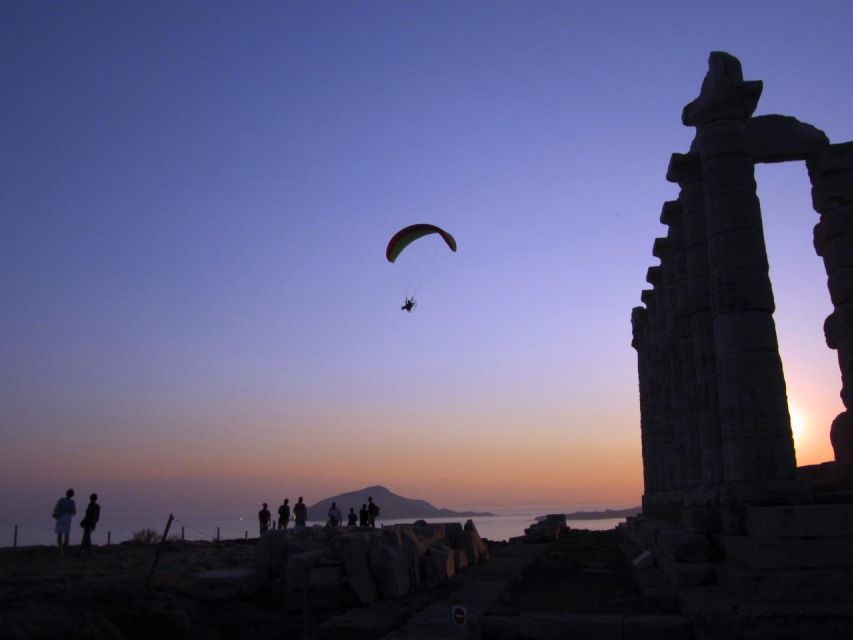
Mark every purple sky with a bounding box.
[2,1,852,515]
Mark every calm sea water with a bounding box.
[1,511,627,548]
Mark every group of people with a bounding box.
[257,496,380,534]
[51,489,101,556]
[257,496,309,533]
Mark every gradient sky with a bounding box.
[2,1,852,515]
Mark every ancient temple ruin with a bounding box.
[627,52,853,638]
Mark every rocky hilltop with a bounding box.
[309,485,494,520]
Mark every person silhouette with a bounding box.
[328,502,342,528]
[258,503,271,534]
[367,496,380,528]
[401,297,416,312]
[347,507,358,527]
[277,498,290,530]
[80,493,100,555]
[359,503,369,527]
[294,496,307,527]
[52,489,76,556]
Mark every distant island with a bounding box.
[309,485,495,520]
[537,506,640,521]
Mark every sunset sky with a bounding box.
[2,1,852,515]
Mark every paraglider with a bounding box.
[385,224,456,263]
[386,224,456,312]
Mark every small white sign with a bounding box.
[451,605,467,627]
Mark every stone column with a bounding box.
[632,305,657,506]
[809,142,853,462]
[640,288,667,505]
[683,52,796,483]
[647,262,682,494]
[667,151,723,488]
[660,200,703,489]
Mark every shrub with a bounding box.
[131,528,162,544]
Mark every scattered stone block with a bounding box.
[657,529,713,562]
[744,505,853,538]
[716,564,852,603]
[632,550,654,569]
[191,568,263,600]
[482,614,520,640]
[623,615,693,640]
[678,586,738,640]
[332,533,378,605]
[632,566,679,613]
[454,548,469,570]
[721,534,853,569]
[368,544,411,599]
[519,613,622,640]
[420,543,455,589]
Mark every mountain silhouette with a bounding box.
[308,485,494,520]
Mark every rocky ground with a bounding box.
[0,527,652,640]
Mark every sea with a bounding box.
[0,510,628,548]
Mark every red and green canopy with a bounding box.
[386,224,457,263]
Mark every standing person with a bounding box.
[52,489,76,556]
[80,493,100,555]
[347,507,358,527]
[327,502,342,528]
[367,496,380,528]
[277,498,290,530]
[359,503,369,527]
[258,503,271,535]
[293,496,307,528]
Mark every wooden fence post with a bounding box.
[181,526,185,541]
[146,513,174,587]
[107,531,111,545]
[216,527,220,542]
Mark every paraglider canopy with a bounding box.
[385,224,457,263]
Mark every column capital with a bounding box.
[666,152,702,184]
[682,52,762,127]
[660,200,684,226]
[652,237,672,259]
[646,265,663,287]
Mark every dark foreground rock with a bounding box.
[0,526,655,640]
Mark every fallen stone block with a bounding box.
[658,556,715,586]
[332,532,378,605]
[744,505,853,538]
[190,568,264,600]
[420,543,455,589]
[657,529,713,563]
[482,614,520,640]
[678,586,738,640]
[622,615,693,640]
[518,613,622,640]
[716,565,852,603]
[369,544,411,598]
[721,534,853,569]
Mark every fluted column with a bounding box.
[683,52,796,483]
[660,200,702,489]
[632,306,657,505]
[809,141,853,462]
[667,152,723,487]
[640,288,667,502]
[647,263,682,492]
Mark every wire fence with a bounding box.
[0,514,284,549]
